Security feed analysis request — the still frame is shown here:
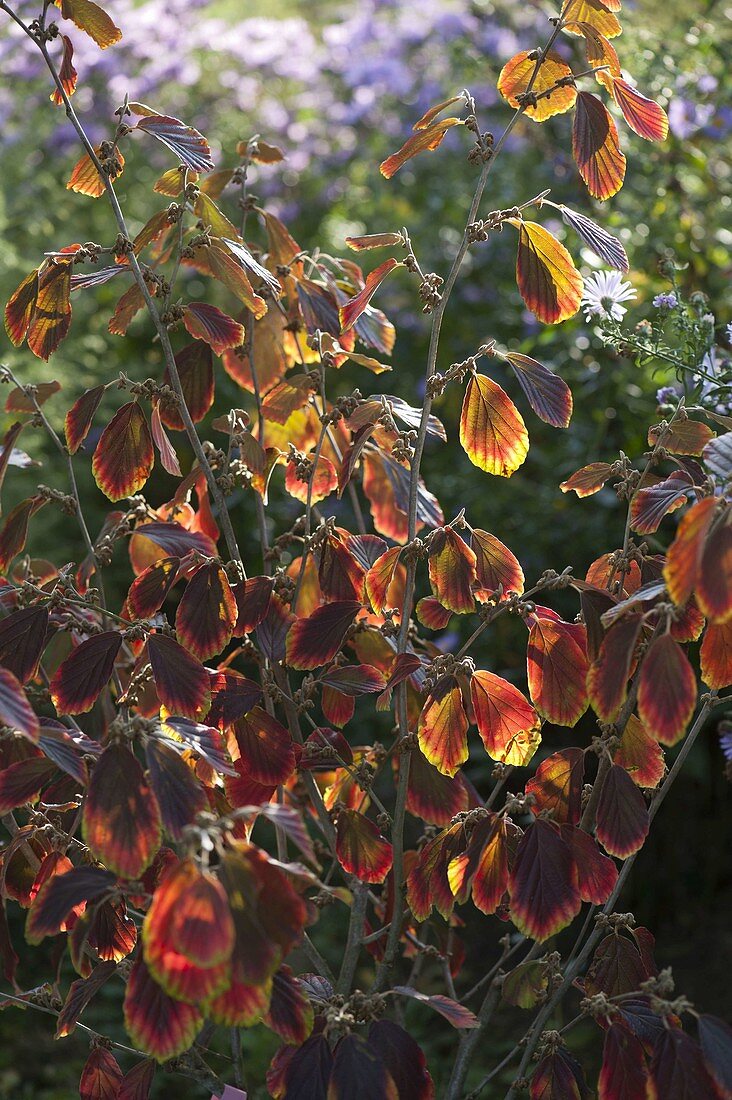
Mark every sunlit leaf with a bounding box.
[92,402,154,501]
[497,51,577,121]
[459,372,529,476]
[573,91,626,199]
[509,220,583,324]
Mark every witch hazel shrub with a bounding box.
[1,0,731,1097]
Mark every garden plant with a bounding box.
[0,0,731,1097]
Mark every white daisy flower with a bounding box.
[581,270,637,323]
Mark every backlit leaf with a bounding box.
[527,616,589,726]
[560,461,615,497]
[176,562,237,661]
[124,957,203,1062]
[596,763,650,858]
[497,51,577,121]
[183,303,245,355]
[614,714,665,788]
[560,206,628,271]
[0,605,49,683]
[470,670,540,765]
[664,497,718,607]
[525,748,584,824]
[611,78,669,142]
[148,633,212,718]
[599,1023,650,1100]
[471,529,525,597]
[368,1020,434,1100]
[638,634,696,745]
[160,341,214,430]
[335,809,393,884]
[65,385,105,454]
[508,819,581,941]
[417,676,469,777]
[145,738,206,841]
[27,260,73,360]
[509,220,583,324]
[83,743,162,878]
[131,107,214,172]
[54,0,122,48]
[406,749,468,826]
[339,259,401,332]
[573,91,626,199]
[286,600,361,670]
[51,35,78,103]
[50,631,122,715]
[380,118,463,179]
[232,707,295,786]
[459,372,529,476]
[588,614,643,722]
[79,1047,122,1100]
[92,402,154,501]
[26,865,115,943]
[67,147,125,198]
[697,521,732,623]
[427,527,477,613]
[0,666,39,742]
[560,824,618,904]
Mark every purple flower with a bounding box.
[653,292,678,309]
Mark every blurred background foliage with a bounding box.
[1,0,731,1095]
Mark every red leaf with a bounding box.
[148,633,212,719]
[368,1020,434,1100]
[611,78,669,141]
[51,33,78,104]
[0,495,47,572]
[561,461,616,497]
[427,527,477,613]
[530,1046,591,1100]
[55,962,117,1037]
[596,763,650,858]
[0,757,57,813]
[630,472,692,535]
[470,670,540,766]
[614,714,665,788]
[339,259,401,332]
[65,384,105,454]
[233,574,274,635]
[118,1060,156,1100]
[233,707,295,785]
[25,865,115,943]
[527,616,589,726]
[504,352,573,428]
[128,557,180,619]
[526,748,585,824]
[124,956,203,1062]
[286,600,361,670]
[588,614,643,722]
[697,521,732,624]
[183,302,245,354]
[393,986,479,1029]
[649,1027,720,1099]
[560,824,618,904]
[406,749,468,826]
[638,634,696,745]
[150,402,181,476]
[145,738,206,841]
[573,91,626,199]
[265,967,315,1046]
[79,1047,123,1100]
[50,631,122,715]
[664,497,718,608]
[471,529,525,598]
[4,269,39,347]
[0,605,50,683]
[176,562,238,661]
[144,858,234,971]
[508,819,581,941]
[459,373,529,477]
[417,675,469,777]
[83,744,162,878]
[599,1023,650,1100]
[336,809,393,884]
[319,665,386,696]
[698,1014,732,1098]
[285,452,338,504]
[160,341,215,430]
[510,220,583,325]
[92,402,154,501]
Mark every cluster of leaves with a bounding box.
[0,0,731,1097]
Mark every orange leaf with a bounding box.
[92,402,154,501]
[470,670,540,765]
[67,147,125,198]
[700,620,732,690]
[614,713,665,788]
[339,259,400,332]
[573,91,626,199]
[527,617,589,727]
[459,373,529,476]
[417,676,469,777]
[55,0,122,49]
[663,496,718,607]
[509,220,583,324]
[497,51,577,122]
[563,0,622,39]
[379,118,463,179]
[427,527,477,614]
